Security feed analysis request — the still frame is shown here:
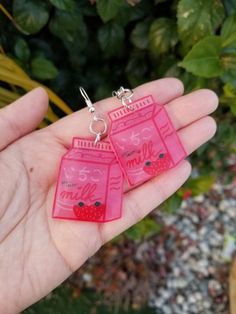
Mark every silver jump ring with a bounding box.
[112,86,134,110]
[121,97,134,110]
[112,87,133,100]
[89,115,107,144]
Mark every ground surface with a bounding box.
[71,179,236,314]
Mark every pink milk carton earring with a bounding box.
[108,87,187,187]
[52,87,124,222]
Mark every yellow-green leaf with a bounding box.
[177,0,225,50]
[179,36,224,78]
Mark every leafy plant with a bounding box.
[124,217,161,241]
[1,0,236,310]
[0,0,235,231]
[23,285,155,314]
[0,52,72,124]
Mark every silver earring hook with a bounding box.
[112,86,134,110]
[79,86,95,113]
[79,87,107,144]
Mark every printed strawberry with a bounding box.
[73,202,90,220]
[73,201,105,221]
[90,202,105,220]
[143,153,171,176]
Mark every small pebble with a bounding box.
[176,294,184,304]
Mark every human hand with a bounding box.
[0,79,218,313]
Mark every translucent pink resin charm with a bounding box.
[53,138,124,222]
[108,95,186,187]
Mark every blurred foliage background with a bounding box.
[0,0,236,312]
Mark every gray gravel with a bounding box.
[147,181,236,314]
[72,178,236,313]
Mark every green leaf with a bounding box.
[14,38,30,62]
[162,194,182,214]
[222,52,236,72]
[76,1,97,16]
[223,82,236,98]
[181,175,215,196]
[24,284,156,313]
[130,19,151,50]
[125,217,161,241]
[114,1,149,27]
[49,0,75,11]
[96,0,123,23]
[98,22,124,56]
[31,57,58,80]
[225,84,236,116]
[179,71,207,92]
[49,9,87,48]
[230,101,236,116]
[180,36,223,78]
[149,18,178,57]
[221,62,236,89]
[221,13,236,48]
[177,0,225,50]
[221,53,236,88]
[13,0,50,34]
[126,51,148,86]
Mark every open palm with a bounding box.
[0,79,218,313]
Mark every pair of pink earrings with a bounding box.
[52,87,186,222]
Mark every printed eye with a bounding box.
[78,202,84,207]
[94,201,101,207]
[159,153,165,159]
[145,161,152,166]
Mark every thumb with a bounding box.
[0,87,48,150]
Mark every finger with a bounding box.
[101,116,216,241]
[178,116,217,155]
[47,78,184,144]
[166,89,218,129]
[0,87,48,150]
[101,160,192,242]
